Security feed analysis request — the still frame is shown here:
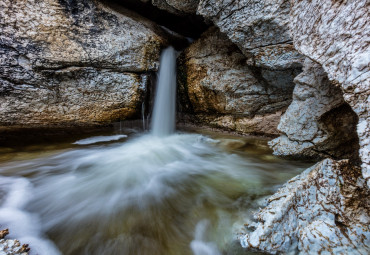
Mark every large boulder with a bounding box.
[269,59,360,160]
[197,0,291,51]
[196,0,303,71]
[0,0,166,129]
[240,159,370,254]
[175,1,306,136]
[289,0,370,185]
[178,27,299,135]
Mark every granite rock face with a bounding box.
[289,0,370,186]
[196,0,304,70]
[178,27,299,135]
[0,0,166,128]
[269,59,359,160]
[240,159,370,254]
[175,0,306,136]
[197,0,291,51]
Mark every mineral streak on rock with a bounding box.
[269,59,360,160]
[0,0,166,129]
[240,159,370,254]
[289,0,370,186]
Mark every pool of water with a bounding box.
[0,129,312,255]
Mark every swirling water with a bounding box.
[0,48,310,254]
[0,130,310,255]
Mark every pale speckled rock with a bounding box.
[197,0,291,50]
[196,0,305,71]
[269,59,359,160]
[245,44,304,70]
[240,159,370,254]
[289,0,370,186]
[1,69,148,126]
[178,27,299,135]
[0,0,166,128]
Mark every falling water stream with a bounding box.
[151,47,177,136]
[0,48,311,255]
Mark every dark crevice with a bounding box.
[99,0,209,39]
[247,40,294,51]
[36,65,153,75]
[176,53,195,114]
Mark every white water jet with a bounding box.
[151,47,177,136]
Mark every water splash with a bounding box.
[151,47,177,136]
[190,219,222,255]
[0,132,308,255]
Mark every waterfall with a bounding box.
[151,47,177,136]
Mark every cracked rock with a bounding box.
[240,159,370,254]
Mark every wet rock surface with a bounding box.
[289,0,370,186]
[0,0,166,129]
[240,159,370,254]
[269,59,360,160]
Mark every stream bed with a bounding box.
[0,128,311,255]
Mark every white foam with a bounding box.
[190,220,222,255]
[0,132,306,254]
[73,134,127,145]
[0,177,62,255]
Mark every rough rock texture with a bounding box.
[289,0,370,186]
[178,27,300,135]
[240,159,370,254]
[196,0,304,70]
[0,0,166,128]
[179,112,284,136]
[149,0,200,15]
[269,59,360,160]
[197,0,291,51]
[176,1,306,136]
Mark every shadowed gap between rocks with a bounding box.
[98,0,210,39]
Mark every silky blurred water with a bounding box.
[0,130,311,255]
[151,47,177,137]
